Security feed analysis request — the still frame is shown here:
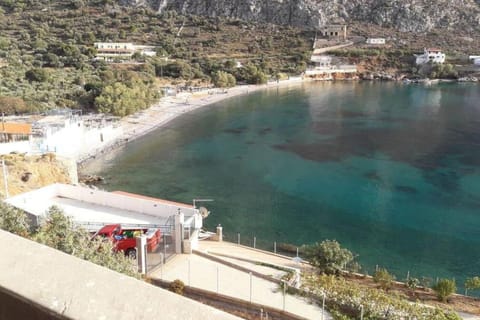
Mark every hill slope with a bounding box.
[124,0,480,33]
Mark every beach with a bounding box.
[78,77,305,169]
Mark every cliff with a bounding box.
[119,0,480,33]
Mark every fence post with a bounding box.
[250,272,253,303]
[274,241,276,254]
[216,266,219,294]
[253,236,256,249]
[237,233,240,245]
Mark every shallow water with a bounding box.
[88,82,480,286]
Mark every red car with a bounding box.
[94,224,161,259]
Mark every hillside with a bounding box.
[0,154,73,198]
[129,0,480,33]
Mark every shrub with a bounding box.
[433,278,456,302]
[373,268,395,291]
[169,279,185,295]
[464,276,480,296]
[302,240,355,275]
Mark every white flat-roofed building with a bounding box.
[415,48,446,65]
[469,55,480,65]
[5,183,203,252]
[94,42,157,61]
[366,38,386,45]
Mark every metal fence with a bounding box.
[146,217,176,273]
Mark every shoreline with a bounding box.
[78,77,306,170]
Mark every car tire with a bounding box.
[126,248,136,259]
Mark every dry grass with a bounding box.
[0,153,71,198]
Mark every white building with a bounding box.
[94,42,157,61]
[311,55,333,69]
[366,38,386,45]
[469,55,480,65]
[32,113,123,161]
[5,183,204,253]
[415,48,446,65]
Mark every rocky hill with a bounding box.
[121,0,480,33]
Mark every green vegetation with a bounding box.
[464,277,480,296]
[433,279,457,302]
[0,1,312,116]
[0,202,137,277]
[373,267,395,291]
[302,239,356,275]
[303,273,461,320]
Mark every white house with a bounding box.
[415,48,446,65]
[469,56,480,65]
[94,42,157,61]
[366,38,386,45]
[310,55,333,69]
[5,183,204,253]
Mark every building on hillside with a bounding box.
[469,55,480,65]
[319,25,347,41]
[305,55,357,80]
[0,122,32,154]
[366,38,386,45]
[94,42,157,61]
[415,48,446,65]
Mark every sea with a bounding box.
[86,81,480,288]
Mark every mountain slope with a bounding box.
[123,0,480,33]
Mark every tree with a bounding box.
[302,240,355,275]
[432,278,456,302]
[373,267,395,291]
[0,202,30,237]
[212,71,236,88]
[25,68,49,82]
[464,277,480,296]
[33,206,137,277]
[0,96,30,115]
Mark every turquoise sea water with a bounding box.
[88,82,480,286]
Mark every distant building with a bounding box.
[94,42,157,61]
[319,25,347,41]
[310,55,332,69]
[415,48,445,65]
[469,55,480,65]
[366,38,386,45]
[305,54,357,80]
[0,122,32,154]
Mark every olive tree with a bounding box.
[302,240,355,275]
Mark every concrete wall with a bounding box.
[0,229,241,320]
[0,141,31,154]
[40,120,123,161]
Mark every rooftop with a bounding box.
[5,184,198,232]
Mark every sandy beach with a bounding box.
[78,77,305,168]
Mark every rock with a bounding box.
[127,0,480,33]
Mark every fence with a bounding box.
[146,217,175,273]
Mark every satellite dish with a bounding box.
[199,206,210,219]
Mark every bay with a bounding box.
[87,82,480,286]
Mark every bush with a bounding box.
[433,278,456,302]
[373,268,395,291]
[302,240,356,275]
[212,71,236,88]
[25,68,49,82]
[464,276,480,296]
[169,279,185,295]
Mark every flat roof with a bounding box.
[6,184,198,232]
[0,122,32,135]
